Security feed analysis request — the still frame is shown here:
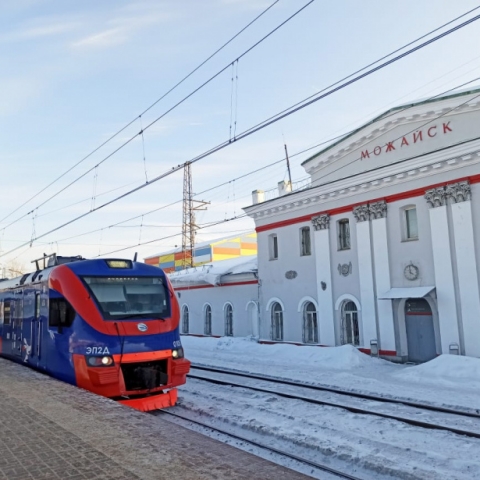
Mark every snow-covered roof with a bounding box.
[168,255,257,286]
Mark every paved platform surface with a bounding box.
[0,358,311,479]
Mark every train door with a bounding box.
[33,292,43,367]
[1,299,12,355]
[11,293,24,358]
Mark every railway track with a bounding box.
[188,364,480,439]
[157,408,364,480]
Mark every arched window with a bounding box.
[341,301,359,345]
[303,302,318,343]
[204,304,212,336]
[225,304,233,336]
[271,302,283,341]
[182,305,189,334]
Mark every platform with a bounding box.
[0,358,310,479]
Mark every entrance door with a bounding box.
[12,296,24,358]
[405,298,436,363]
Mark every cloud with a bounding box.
[0,14,83,44]
[71,27,127,49]
[71,3,173,50]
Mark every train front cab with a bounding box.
[0,259,190,412]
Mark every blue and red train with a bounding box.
[0,255,190,411]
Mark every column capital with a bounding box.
[312,213,330,230]
[369,200,387,220]
[425,187,446,208]
[353,204,369,222]
[446,180,471,203]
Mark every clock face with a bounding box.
[404,264,419,281]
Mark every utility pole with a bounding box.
[181,162,209,270]
[284,144,292,189]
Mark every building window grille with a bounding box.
[303,302,318,343]
[300,227,311,256]
[182,305,189,334]
[225,304,233,336]
[405,206,418,240]
[269,234,278,260]
[204,304,212,335]
[341,301,359,346]
[271,302,283,341]
[338,219,351,250]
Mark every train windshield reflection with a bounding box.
[82,276,170,320]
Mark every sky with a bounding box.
[1,0,480,274]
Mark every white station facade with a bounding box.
[243,89,480,362]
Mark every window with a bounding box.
[338,219,351,250]
[300,227,311,256]
[3,301,10,325]
[269,234,278,260]
[82,276,170,320]
[303,302,318,343]
[49,298,76,329]
[404,206,418,240]
[182,306,189,334]
[271,302,283,341]
[225,304,233,336]
[342,301,359,346]
[204,304,212,335]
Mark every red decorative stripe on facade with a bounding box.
[256,173,480,233]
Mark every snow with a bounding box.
[173,336,480,479]
[168,255,257,285]
[394,354,480,390]
[181,336,480,412]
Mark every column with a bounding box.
[370,201,396,353]
[446,181,480,357]
[353,204,377,348]
[425,187,460,354]
[312,214,336,345]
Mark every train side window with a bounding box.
[49,298,76,330]
[3,301,11,325]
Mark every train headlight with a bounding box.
[86,356,114,367]
[172,348,184,359]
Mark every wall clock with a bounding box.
[404,263,419,281]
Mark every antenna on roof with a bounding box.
[133,252,138,262]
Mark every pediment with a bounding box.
[303,90,480,185]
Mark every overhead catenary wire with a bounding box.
[0,15,480,258]
[4,75,480,251]
[2,13,480,260]
[0,0,282,226]
[0,0,313,234]
[2,5,477,238]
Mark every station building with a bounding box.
[244,88,480,362]
[168,256,259,338]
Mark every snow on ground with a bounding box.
[173,336,480,479]
[181,336,480,412]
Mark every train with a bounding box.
[0,254,190,411]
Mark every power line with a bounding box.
[96,214,249,258]
[0,0,282,226]
[2,10,479,259]
[0,1,313,234]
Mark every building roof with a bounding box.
[168,255,257,286]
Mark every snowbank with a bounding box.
[182,335,386,370]
[394,354,480,389]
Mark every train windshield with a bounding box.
[82,276,170,320]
